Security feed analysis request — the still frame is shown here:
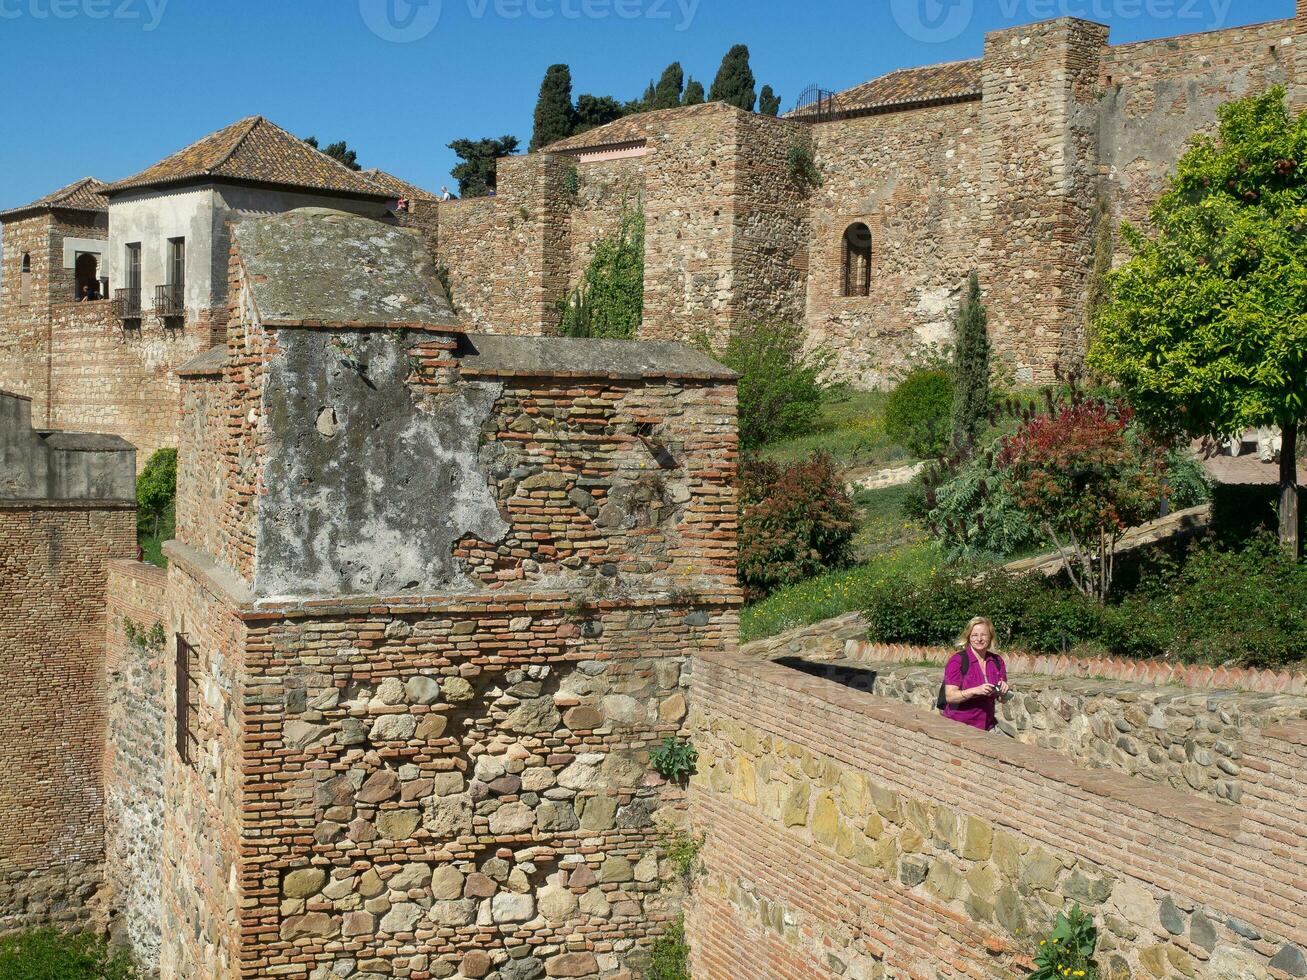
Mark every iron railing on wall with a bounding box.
[113,287,142,320]
[153,283,184,319]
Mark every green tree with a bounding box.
[709,44,757,112]
[574,94,626,134]
[759,84,782,116]
[949,271,991,452]
[137,447,177,541]
[650,62,685,110]
[303,136,361,171]
[558,205,645,339]
[448,135,519,198]
[530,64,577,151]
[1089,87,1307,555]
[682,77,705,106]
[704,320,836,450]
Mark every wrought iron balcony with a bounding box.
[154,283,184,320]
[113,287,142,320]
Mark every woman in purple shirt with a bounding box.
[941,616,1009,731]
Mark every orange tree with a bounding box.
[999,395,1165,602]
[1090,87,1307,555]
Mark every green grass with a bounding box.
[137,502,174,569]
[740,541,940,644]
[759,390,909,473]
[852,482,926,559]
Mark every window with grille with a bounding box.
[842,223,872,297]
[175,634,198,764]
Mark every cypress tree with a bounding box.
[949,271,991,453]
[682,77,705,105]
[651,62,685,110]
[530,64,576,152]
[709,44,757,112]
[759,85,781,116]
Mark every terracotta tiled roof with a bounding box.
[542,102,733,153]
[100,117,391,199]
[827,59,983,115]
[362,169,439,201]
[0,177,108,220]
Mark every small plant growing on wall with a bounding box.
[649,735,698,782]
[645,915,691,980]
[1029,904,1101,980]
[562,164,582,199]
[433,262,459,315]
[660,828,705,890]
[122,616,165,652]
[787,142,822,193]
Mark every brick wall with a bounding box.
[687,649,1307,978]
[0,502,135,931]
[103,559,168,970]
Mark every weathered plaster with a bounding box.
[254,330,506,599]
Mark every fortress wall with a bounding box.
[0,214,60,422]
[0,501,135,931]
[564,154,647,298]
[1099,18,1299,240]
[806,101,984,388]
[688,648,1307,979]
[103,559,169,971]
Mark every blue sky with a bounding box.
[0,0,1294,210]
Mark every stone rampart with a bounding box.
[688,647,1307,978]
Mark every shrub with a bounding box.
[558,205,644,339]
[926,449,1042,563]
[137,447,177,540]
[0,928,141,980]
[1163,449,1212,511]
[738,453,858,600]
[863,536,1307,668]
[884,369,954,459]
[1000,397,1165,601]
[1109,535,1307,668]
[786,142,822,191]
[706,320,836,450]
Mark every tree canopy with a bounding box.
[682,78,705,106]
[650,62,685,110]
[448,135,519,198]
[950,271,991,453]
[530,64,576,151]
[303,136,361,171]
[759,85,782,117]
[1089,86,1307,553]
[709,44,757,112]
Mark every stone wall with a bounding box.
[0,402,136,932]
[806,101,983,386]
[103,559,168,971]
[688,648,1307,978]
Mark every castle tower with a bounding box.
[159,209,738,978]
[979,17,1110,383]
[0,179,109,423]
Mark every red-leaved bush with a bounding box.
[738,453,859,601]
[999,396,1166,601]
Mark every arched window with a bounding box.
[842,223,872,297]
[19,252,31,305]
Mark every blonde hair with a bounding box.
[956,616,997,652]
